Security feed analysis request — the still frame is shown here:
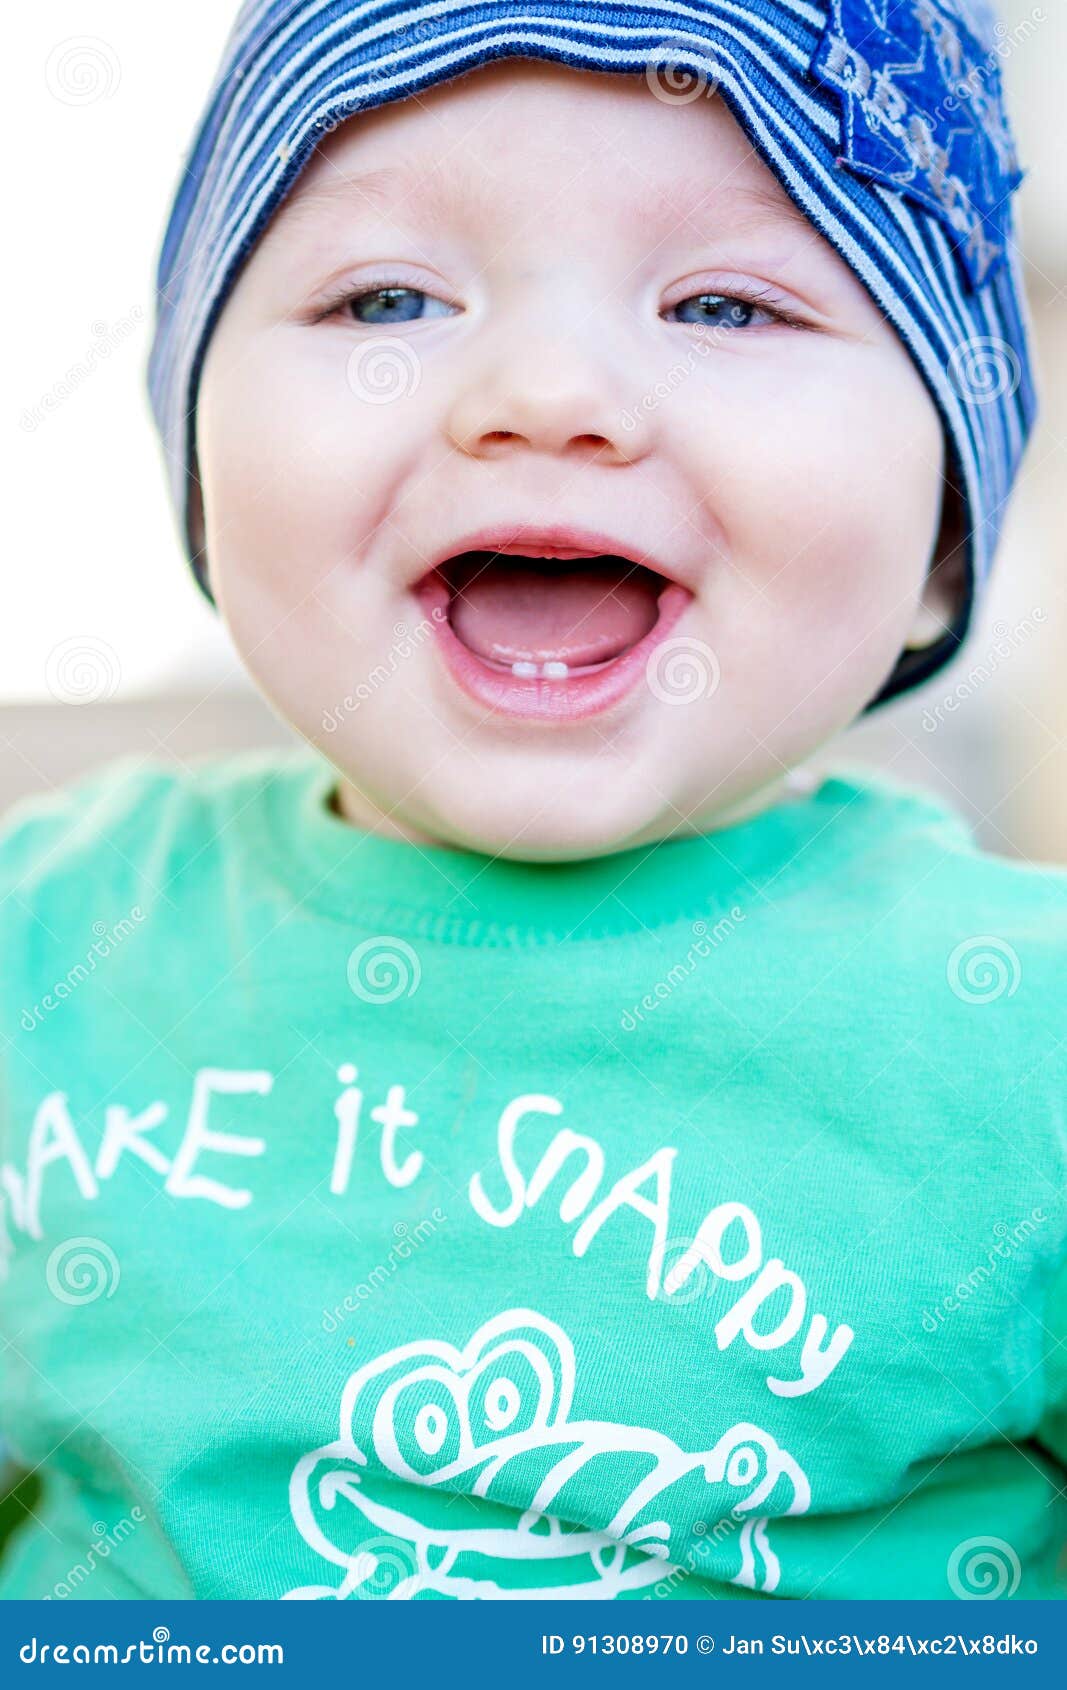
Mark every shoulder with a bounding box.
[776,765,1067,1063]
[816,762,1067,930]
[0,748,317,917]
[763,765,1067,1183]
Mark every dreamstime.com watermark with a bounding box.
[645,637,721,705]
[938,7,1046,123]
[620,319,744,433]
[321,1209,447,1331]
[920,609,1046,732]
[43,1511,145,1599]
[21,309,144,432]
[18,1629,284,1665]
[921,1208,1047,1335]
[947,1536,1022,1600]
[45,636,123,704]
[20,908,145,1031]
[322,611,445,732]
[622,909,744,1031]
[346,936,422,1004]
[644,1512,748,1598]
[20,910,145,1031]
[44,36,121,106]
[947,335,1023,406]
[346,337,422,404]
[338,1533,420,1598]
[45,1236,121,1305]
[946,935,1021,1005]
[644,37,722,106]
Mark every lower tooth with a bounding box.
[510,660,571,678]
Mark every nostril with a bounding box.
[474,430,613,452]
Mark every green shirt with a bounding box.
[1,750,1065,1602]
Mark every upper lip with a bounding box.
[413,524,689,589]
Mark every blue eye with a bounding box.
[344,286,454,326]
[665,293,776,329]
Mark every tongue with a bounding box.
[448,554,662,668]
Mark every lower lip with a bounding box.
[414,571,693,722]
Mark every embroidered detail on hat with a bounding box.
[812,0,1022,288]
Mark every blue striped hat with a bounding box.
[147,0,1036,709]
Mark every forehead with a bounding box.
[276,57,817,243]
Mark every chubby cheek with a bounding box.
[673,346,943,738]
[199,352,451,782]
[198,329,417,635]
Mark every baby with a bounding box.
[1,0,1064,1604]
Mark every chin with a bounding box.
[417,771,673,863]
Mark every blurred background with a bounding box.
[6,1,1066,858]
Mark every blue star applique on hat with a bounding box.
[812,0,1023,287]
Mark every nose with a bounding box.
[444,315,651,467]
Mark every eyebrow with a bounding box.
[279,162,489,232]
[651,177,818,240]
[282,158,817,244]
[721,181,816,234]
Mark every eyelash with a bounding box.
[314,276,441,323]
[668,284,812,333]
[314,277,810,331]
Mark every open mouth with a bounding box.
[443,550,666,677]
[414,538,692,720]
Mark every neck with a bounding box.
[329,767,813,859]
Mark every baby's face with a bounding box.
[197,59,949,859]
